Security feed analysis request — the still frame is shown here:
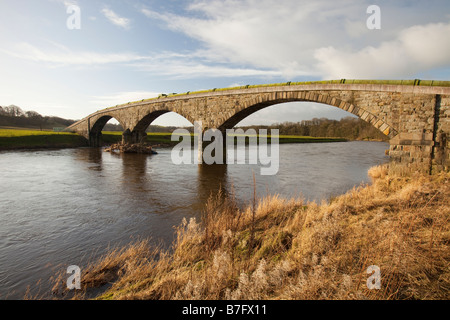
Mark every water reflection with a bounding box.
[197,163,228,203]
[74,147,104,171]
[121,153,148,185]
[0,141,389,299]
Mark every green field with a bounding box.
[0,128,346,150]
[102,131,347,145]
[0,128,88,150]
[102,131,192,145]
[0,128,76,137]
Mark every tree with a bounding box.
[4,105,25,117]
[25,110,42,119]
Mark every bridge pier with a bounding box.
[89,131,102,147]
[389,132,433,171]
[195,122,204,164]
[122,130,131,144]
[132,130,147,144]
[66,81,449,172]
[389,131,448,173]
[122,129,147,144]
[432,131,449,172]
[196,125,228,165]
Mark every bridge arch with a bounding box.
[129,109,195,143]
[127,110,172,144]
[90,115,125,133]
[134,110,172,133]
[89,114,127,147]
[67,80,450,172]
[217,93,397,138]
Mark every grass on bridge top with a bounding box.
[101,79,450,110]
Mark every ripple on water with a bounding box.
[0,141,389,298]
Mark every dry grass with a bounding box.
[48,164,449,300]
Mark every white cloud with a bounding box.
[141,0,362,78]
[1,42,145,66]
[101,8,130,29]
[131,59,283,79]
[1,41,281,78]
[50,0,78,7]
[141,0,450,80]
[90,91,160,107]
[314,22,450,79]
[8,1,450,81]
[344,19,370,38]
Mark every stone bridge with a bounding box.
[67,80,450,172]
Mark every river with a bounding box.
[0,141,389,299]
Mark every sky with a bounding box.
[0,0,449,127]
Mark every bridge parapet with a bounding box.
[66,80,450,172]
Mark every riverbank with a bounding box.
[0,128,347,151]
[46,164,449,300]
[0,128,88,150]
[101,131,348,145]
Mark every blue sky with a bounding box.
[0,0,449,127]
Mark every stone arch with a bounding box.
[90,115,126,133]
[217,92,398,138]
[133,110,173,133]
[128,109,195,144]
[89,115,127,147]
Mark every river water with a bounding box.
[0,141,389,299]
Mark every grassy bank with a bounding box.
[275,134,347,144]
[102,131,347,145]
[0,128,346,150]
[0,128,88,150]
[47,164,449,300]
[101,131,191,146]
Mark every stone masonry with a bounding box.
[67,83,450,173]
